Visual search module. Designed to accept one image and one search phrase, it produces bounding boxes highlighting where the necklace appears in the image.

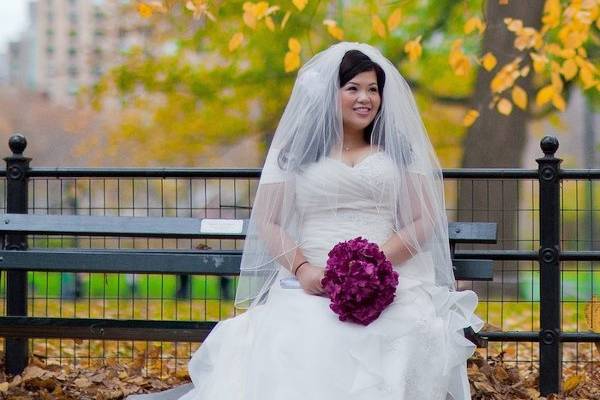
[342,139,366,151]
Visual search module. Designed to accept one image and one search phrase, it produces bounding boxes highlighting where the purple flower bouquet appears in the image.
[320,237,399,326]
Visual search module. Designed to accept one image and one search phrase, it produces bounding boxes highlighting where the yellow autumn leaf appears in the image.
[585,297,600,331]
[449,40,471,76]
[504,17,523,32]
[551,70,564,92]
[463,109,480,127]
[254,2,269,18]
[514,27,540,51]
[453,56,471,76]
[265,16,275,31]
[329,26,344,40]
[542,0,561,29]
[563,375,584,393]
[228,32,244,52]
[536,85,555,106]
[288,37,301,53]
[136,3,154,18]
[281,10,291,29]
[323,20,344,40]
[464,17,485,34]
[293,0,308,11]
[489,59,523,93]
[243,8,257,29]
[580,68,597,89]
[574,57,598,73]
[560,58,578,80]
[481,52,497,71]
[284,51,300,72]
[557,46,576,59]
[552,93,566,111]
[387,8,403,31]
[512,85,528,110]
[530,52,548,73]
[497,98,513,115]
[372,15,387,38]
[404,36,422,62]
[560,28,586,50]
[545,43,561,56]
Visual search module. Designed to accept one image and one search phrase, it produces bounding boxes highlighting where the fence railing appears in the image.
[1,133,600,395]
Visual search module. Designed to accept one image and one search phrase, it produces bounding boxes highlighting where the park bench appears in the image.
[0,213,496,371]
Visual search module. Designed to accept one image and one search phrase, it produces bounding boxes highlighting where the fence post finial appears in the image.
[8,134,27,156]
[540,136,559,157]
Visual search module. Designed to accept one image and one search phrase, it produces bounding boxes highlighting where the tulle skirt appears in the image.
[128,264,482,400]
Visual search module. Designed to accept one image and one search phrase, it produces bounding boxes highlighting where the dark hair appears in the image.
[338,50,386,144]
[278,50,386,171]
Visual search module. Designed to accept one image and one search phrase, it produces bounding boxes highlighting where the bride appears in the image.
[129,41,483,400]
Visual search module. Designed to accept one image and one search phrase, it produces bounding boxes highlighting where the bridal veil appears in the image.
[234,41,455,310]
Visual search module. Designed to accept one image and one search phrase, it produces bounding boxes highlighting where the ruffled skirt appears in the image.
[164,272,482,400]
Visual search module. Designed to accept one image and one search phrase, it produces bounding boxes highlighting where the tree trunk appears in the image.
[458,0,545,298]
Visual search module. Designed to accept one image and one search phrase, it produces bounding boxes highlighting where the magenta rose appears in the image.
[320,236,399,326]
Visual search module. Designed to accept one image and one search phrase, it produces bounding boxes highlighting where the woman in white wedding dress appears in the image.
[129,42,483,400]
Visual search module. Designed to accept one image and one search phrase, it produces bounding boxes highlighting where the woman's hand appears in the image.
[296,263,326,296]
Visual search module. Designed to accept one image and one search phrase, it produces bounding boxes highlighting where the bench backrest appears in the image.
[0,214,496,280]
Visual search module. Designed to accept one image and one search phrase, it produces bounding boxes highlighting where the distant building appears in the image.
[29,0,144,106]
[0,52,7,83]
[6,1,37,90]
[8,41,24,86]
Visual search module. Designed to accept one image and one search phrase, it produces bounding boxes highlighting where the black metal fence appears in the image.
[1,133,600,395]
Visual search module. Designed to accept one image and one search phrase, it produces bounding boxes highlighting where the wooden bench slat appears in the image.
[0,214,247,239]
[0,316,215,342]
[0,249,242,275]
[453,259,494,281]
[448,222,497,243]
[0,249,494,280]
[0,214,497,243]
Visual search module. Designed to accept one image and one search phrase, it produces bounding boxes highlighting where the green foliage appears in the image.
[89,0,600,165]
[89,0,485,166]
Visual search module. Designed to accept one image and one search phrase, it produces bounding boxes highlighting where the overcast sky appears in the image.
[0,1,28,54]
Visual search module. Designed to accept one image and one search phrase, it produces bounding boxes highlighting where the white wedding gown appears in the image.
[129,152,483,400]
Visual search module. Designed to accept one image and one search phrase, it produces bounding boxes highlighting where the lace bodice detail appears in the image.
[292,152,396,267]
[283,151,435,283]
[295,151,399,216]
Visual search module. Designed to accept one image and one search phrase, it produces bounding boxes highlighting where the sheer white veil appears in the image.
[234,41,455,310]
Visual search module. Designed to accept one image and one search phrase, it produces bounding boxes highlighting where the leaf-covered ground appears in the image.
[0,350,598,400]
[0,355,188,400]
[0,297,597,398]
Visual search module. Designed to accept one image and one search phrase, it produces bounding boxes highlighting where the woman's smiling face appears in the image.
[339,70,381,135]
